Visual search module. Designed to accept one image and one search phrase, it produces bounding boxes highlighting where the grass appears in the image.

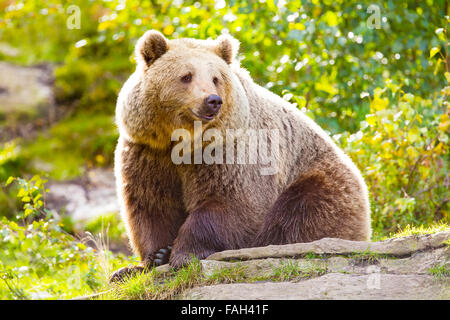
[302,252,326,260]
[349,249,391,266]
[270,259,327,282]
[428,262,450,279]
[104,260,255,300]
[385,221,449,240]
[101,258,330,300]
[206,263,249,284]
[104,258,204,300]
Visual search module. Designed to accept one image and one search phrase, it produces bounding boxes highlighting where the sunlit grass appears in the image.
[103,258,331,300]
[386,221,449,240]
[105,258,204,300]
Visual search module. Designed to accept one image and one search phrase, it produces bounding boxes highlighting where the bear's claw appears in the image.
[109,265,145,283]
[149,245,172,266]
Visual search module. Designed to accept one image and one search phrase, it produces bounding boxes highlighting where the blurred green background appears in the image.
[0,0,448,299]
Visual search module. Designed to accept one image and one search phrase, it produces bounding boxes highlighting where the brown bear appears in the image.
[110,30,371,281]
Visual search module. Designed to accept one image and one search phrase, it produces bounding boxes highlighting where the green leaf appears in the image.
[429,47,440,58]
[24,208,33,217]
[6,177,15,186]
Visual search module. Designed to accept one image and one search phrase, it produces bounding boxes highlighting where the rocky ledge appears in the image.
[176,232,449,300]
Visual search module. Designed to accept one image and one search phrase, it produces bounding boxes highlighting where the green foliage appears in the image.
[5,175,49,221]
[0,0,449,299]
[336,79,449,238]
[1,0,448,130]
[0,176,133,299]
[0,1,447,235]
[20,113,118,180]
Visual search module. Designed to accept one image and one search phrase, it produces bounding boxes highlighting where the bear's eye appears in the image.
[213,77,219,86]
[180,73,192,84]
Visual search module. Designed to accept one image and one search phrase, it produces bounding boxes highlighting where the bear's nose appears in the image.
[204,94,222,114]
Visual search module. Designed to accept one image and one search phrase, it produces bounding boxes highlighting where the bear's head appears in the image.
[116,30,250,149]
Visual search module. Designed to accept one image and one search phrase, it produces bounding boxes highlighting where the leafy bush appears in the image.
[335,79,449,238]
[1,0,447,131]
[0,176,133,299]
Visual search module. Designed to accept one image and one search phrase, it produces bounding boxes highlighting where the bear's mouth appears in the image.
[190,110,216,122]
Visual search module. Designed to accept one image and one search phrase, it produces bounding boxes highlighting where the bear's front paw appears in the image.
[109,265,146,283]
[146,245,172,267]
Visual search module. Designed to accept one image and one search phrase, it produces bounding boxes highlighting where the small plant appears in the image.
[428,262,450,279]
[206,263,248,284]
[5,175,50,222]
[303,252,326,260]
[271,259,327,281]
[0,264,29,300]
[350,249,385,266]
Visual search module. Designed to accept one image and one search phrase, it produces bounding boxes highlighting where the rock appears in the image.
[0,62,55,140]
[179,232,449,300]
[46,168,119,222]
[183,274,449,300]
[378,247,449,274]
[155,264,172,274]
[206,232,450,261]
[199,246,449,279]
[200,258,328,279]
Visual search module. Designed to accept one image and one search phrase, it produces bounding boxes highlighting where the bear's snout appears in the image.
[200,94,222,119]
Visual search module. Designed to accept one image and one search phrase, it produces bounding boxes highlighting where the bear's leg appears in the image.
[109,189,184,282]
[253,166,370,246]
[169,201,258,268]
[110,140,187,281]
[125,197,184,266]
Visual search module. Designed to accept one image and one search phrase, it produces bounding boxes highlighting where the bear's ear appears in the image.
[135,30,168,66]
[214,35,239,64]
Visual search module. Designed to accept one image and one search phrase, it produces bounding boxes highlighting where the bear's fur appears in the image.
[113,30,371,273]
